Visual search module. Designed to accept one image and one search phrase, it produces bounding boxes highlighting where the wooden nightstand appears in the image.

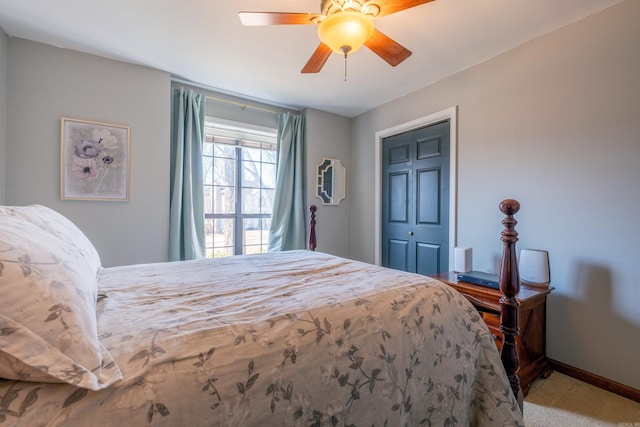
[432,271,553,396]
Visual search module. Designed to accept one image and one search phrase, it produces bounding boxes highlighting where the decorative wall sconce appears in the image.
[316,158,346,205]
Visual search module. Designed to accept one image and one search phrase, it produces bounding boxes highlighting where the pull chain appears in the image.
[344,51,348,81]
[341,46,352,82]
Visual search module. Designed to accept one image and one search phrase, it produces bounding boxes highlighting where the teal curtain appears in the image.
[268,112,306,251]
[169,88,206,260]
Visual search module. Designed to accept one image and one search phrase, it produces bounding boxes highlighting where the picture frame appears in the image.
[60,117,130,201]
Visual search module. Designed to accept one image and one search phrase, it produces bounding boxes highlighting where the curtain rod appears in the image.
[205,95,278,115]
[171,76,296,115]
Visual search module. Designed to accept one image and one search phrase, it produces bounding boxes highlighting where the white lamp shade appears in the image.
[519,249,550,285]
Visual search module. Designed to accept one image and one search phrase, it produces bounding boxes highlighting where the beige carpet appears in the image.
[524,372,640,426]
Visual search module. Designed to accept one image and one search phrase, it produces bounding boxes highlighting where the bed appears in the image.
[0,202,524,426]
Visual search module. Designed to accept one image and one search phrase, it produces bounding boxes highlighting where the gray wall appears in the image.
[6,38,171,267]
[305,108,351,258]
[0,28,7,204]
[351,0,640,389]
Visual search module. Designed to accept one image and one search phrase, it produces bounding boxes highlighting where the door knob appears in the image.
[408,231,414,236]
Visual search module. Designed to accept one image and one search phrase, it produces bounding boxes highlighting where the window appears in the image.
[202,118,277,258]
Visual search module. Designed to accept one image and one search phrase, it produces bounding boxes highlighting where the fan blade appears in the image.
[301,43,332,73]
[365,29,412,66]
[376,0,435,18]
[239,12,321,26]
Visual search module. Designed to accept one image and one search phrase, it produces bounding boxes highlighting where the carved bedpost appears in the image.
[498,199,523,410]
[309,205,317,251]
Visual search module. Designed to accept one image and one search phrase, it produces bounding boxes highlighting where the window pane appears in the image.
[243,147,262,162]
[212,186,235,214]
[243,245,265,255]
[243,218,269,255]
[213,157,236,186]
[261,163,276,189]
[204,218,214,249]
[241,187,261,214]
[214,143,236,158]
[203,141,214,157]
[207,218,234,258]
[261,218,271,249]
[208,246,234,258]
[262,150,277,164]
[204,185,213,214]
[202,156,213,184]
[242,160,262,189]
[261,189,275,214]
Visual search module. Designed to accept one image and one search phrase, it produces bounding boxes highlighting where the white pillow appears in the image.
[0,205,122,390]
[1,204,102,274]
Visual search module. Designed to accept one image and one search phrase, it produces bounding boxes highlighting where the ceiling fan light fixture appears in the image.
[317,11,374,55]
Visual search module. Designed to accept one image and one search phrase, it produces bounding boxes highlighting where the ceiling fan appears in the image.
[239,0,435,74]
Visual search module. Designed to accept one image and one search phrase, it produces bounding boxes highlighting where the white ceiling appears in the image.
[0,0,624,117]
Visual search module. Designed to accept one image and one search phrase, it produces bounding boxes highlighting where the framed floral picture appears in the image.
[60,117,130,201]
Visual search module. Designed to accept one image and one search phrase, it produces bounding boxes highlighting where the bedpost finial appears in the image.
[309,205,317,251]
[500,199,520,216]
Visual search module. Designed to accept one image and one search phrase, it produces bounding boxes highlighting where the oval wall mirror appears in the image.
[316,158,346,205]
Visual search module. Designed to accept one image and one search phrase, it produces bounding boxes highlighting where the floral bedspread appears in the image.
[0,250,523,426]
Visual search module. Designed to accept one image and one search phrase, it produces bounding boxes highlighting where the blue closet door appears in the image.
[382,120,450,275]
